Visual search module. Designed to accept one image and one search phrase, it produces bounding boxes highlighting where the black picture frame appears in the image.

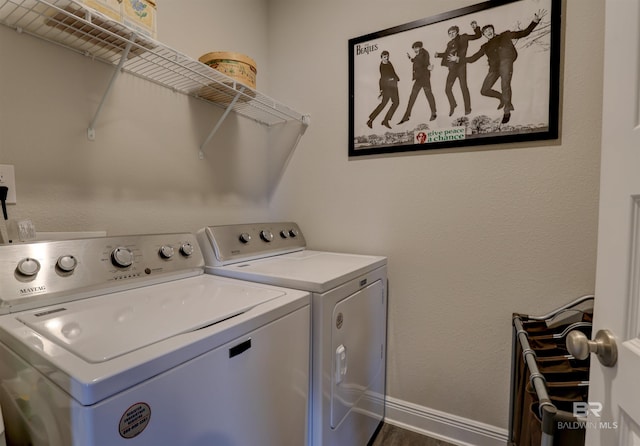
[348,0,561,157]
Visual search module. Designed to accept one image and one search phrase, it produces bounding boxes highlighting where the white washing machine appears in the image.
[197,222,387,446]
[0,233,310,446]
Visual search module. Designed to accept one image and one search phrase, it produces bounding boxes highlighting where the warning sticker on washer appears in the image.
[119,402,151,439]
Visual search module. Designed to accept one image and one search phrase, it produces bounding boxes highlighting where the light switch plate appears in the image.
[0,165,16,204]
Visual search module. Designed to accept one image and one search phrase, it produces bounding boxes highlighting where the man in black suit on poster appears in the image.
[466,9,547,124]
[435,21,482,116]
[397,41,437,124]
[367,50,401,129]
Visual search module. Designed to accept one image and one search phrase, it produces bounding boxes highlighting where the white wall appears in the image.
[267,0,604,430]
[0,0,604,437]
[0,0,274,236]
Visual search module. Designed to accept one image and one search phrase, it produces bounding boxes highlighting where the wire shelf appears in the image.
[0,0,307,128]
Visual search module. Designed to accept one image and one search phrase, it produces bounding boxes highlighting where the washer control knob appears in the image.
[260,230,274,242]
[180,242,195,257]
[159,245,175,259]
[111,247,134,268]
[289,228,300,238]
[239,233,252,244]
[56,255,78,273]
[280,230,289,239]
[17,258,41,276]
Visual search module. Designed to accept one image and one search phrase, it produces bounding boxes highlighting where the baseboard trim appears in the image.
[384,396,509,446]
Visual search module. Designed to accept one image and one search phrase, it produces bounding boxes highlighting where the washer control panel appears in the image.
[197,222,306,266]
[0,233,204,314]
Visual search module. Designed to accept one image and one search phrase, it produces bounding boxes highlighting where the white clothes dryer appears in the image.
[197,222,387,446]
[0,233,310,446]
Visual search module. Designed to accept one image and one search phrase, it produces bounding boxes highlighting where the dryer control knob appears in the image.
[239,233,252,244]
[159,245,175,259]
[111,247,134,268]
[56,255,78,273]
[17,258,41,276]
[289,228,300,238]
[180,242,195,257]
[260,230,274,242]
[280,230,289,239]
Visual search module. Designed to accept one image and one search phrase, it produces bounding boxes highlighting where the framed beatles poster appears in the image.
[348,0,561,157]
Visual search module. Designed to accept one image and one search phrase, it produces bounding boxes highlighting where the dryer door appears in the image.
[330,279,385,429]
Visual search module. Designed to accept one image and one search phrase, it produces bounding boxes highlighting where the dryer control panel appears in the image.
[0,233,204,314]
[198,222,306,266]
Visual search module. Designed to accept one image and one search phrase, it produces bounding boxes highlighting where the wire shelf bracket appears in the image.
[87,35,134,141]
[199,86,245,160]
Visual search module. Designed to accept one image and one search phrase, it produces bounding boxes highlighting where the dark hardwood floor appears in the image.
[371,424,458,446]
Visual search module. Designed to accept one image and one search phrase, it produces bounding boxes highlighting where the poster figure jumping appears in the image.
[434,21,482,116]
[367,51,401,129]
[397,41,437,124]
[466,9,547,123]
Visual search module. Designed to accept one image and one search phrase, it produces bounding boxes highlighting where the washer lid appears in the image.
[211,250,387,293]
[16,277,285,363]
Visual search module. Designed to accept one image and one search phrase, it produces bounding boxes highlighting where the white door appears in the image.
[330,279,386,429]
[585,0,640,444]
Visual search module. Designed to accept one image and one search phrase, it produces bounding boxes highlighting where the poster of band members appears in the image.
[348,0,560,157]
